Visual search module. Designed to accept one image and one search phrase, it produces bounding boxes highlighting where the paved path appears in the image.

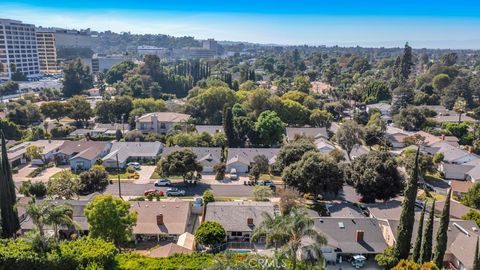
[133,166,156,184]
[13,165,69,182]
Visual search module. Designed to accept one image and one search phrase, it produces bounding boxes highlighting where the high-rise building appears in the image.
[36,28,60,74]
[0,18,40,80]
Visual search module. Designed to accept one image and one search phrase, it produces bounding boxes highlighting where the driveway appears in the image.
[133,166,156,184]
[14,164,69,183]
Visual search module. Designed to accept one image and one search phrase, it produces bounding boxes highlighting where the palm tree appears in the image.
[46,203,75,245]
[453,97,467,123]
[253,207,327,270]
[25,201,51,237]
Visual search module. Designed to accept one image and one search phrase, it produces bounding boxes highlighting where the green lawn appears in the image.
[149,171,184,180]
[50,170,80,179]
[108,172,138,180]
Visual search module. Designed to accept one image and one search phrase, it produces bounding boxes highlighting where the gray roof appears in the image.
[195,125,224,136]
[162,147,222,168]
[59,141,110,160]
[428,142,478,163]
[367,199,423,220]
[285,127,328,141]
[226,148,280,166]
[103,141,162,164]
[442,163,474,179]
[313,217,387,254]
[205,201,276,232]
[434,115,476,123]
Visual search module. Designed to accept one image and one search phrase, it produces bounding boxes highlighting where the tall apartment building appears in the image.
[35,28,60,74]
[0,18,40,80]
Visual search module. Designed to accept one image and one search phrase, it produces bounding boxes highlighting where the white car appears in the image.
[230,168,238,180]
[127,162,141,170]
[154,179,172,187]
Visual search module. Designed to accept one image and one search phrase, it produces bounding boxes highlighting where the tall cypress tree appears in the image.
[412,202,426,263]
[473,237,479,270]
[394,147,420,260]
[0,131,20,238]
[223,106,236,147]
[433,188,451,268]
[420,199,435,263]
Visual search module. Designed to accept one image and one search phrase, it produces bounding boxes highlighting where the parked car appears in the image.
[258,180,275,187]
[230,168,238,180]
[166,188,186,196]
[154,179,172,187]
[127,162,141,170]
[193,197,203,207]
[144,189,164,196]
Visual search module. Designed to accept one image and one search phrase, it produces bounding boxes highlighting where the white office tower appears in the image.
[0,18,40,80]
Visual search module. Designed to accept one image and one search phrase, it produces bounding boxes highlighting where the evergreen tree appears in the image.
[473,237,479,270]
[412,202,426,263]
[433,188,451,268]
[394,147,420,260]
[223,106,236,147]
[420,199,435,263]
[0,132,20,238]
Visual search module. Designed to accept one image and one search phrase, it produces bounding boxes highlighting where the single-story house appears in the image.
[414,131,460,148]
[314,138,336,153]
[311,217,387,264]
[433,200,478,219]
[102,141,162,168]
[434,115,477,124]
[6,140,65,166]
[20,199,90,236]
[68,128,102,138]
[426,142,479,165]
[130,200,192,243]
[135,112,191,135]
[383,218,479,269]
[440,163,475,180]
[148,243,193,258]
[57,141,112,171]
[366,103,392,121]
[450,180,474,198]
[205,201,276,243]
[366,199,423,221]
[161,147,222,173]
[285,127,328,142]
[226,148,280,173]
[93,123,131,136]
[195,125,224,136]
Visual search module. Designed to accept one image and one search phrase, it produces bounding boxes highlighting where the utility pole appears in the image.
[121,113,125,135]
[116,153,122,199]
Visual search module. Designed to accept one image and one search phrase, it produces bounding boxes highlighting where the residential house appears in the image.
[195,125,224,136]
[226,148,280,173]
[433,200,478,219]
[57,141,111,171]
[314,137,336,153]
[6,140,65,166]
[285,127,328,142]
[130,200,192,243]
[20,199,90,237]
[441,163,475,180]
[102,141,162,168]
[311,217,387,264]
[451,181,474,198]
[426,142,478,165]
[148,243,193,258]
[385,126,412,149]
[135,112,190,135]
[415,131,460,148]
[204,201,276,242]
[435,115,476,125]
[161,147,222,173]
[93,123,130,136]
[366,199,423,221]
[366,103,392,122]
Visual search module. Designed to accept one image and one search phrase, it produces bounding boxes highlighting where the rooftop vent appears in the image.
[338,222,345,229]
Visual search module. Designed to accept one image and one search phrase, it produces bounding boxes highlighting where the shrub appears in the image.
[50,125,75,138]
[252,185,273,201]
[202,191,215,205]
[195,221,226,248]
[29,182,47,198]
[126,166,136,174]
[0,239,48,270]
[116,253,214,270]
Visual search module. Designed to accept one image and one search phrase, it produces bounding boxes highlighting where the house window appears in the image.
[76,161,84,168]
[231,231,243,237]
[160,122,166,129]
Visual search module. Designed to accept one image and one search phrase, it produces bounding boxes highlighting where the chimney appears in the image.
[441,134,445,141]
[356,230,364,242]
[156,214,164,225]
[247,218,253,226]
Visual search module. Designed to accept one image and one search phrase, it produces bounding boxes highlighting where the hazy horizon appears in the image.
[2,0,480,49]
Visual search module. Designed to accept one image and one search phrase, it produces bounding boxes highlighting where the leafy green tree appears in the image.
[40,101,72,121]
[85,195,137,247]
[420,199,435,263]
[255,110,286,147]
[309,109,332,128]
[47,170,80,199]
[63,58,93,97]
[250,155,269,181]
[105,61,135,84]
[362,80,391,103]
[274,138,317,173]
[433,188,451,267]
[394,147,420,260]
[223,106,236,147]
[283,152,343,196]
[195,221,226,248]
[293,75,311,93]
[336,120,364,161]
[157,149,202,181]
[252,186,273,201]
[67,96,93,126]
[0,132,20,238]
[432,74,451,91]
[213,162,226,180]
[462,209,480,227]
[186,86,237,124]
[79,167,109,194]
[376,247,398,269]
[278,99,309,126]
[348,151,404,203]
[394,106,427,131]
[461,183,480,209]
[0,118,22,140]
[413,202,426,263]
[45,203,75,245]
[25,145,43,163]
[453,97,467,122]
[202,191,215,205]
[364,112,386,147]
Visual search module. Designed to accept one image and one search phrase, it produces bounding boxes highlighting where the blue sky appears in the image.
[1,0,480,48]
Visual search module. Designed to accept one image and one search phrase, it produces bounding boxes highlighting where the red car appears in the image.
[144,189,164,196]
